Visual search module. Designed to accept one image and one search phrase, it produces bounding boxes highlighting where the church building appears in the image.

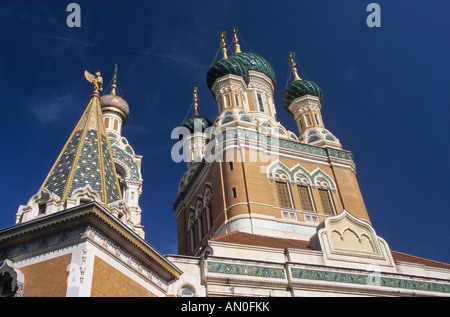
[0,30,449,297]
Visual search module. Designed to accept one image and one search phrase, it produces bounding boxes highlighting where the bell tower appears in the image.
[100,65,145,237]
[179,87,212,167]
[282,52,341,148]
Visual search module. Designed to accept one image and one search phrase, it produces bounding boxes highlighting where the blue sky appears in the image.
[0,0,449,264]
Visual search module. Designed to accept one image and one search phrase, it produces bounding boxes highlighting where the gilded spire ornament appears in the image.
[84,70,103,95]
[232,27,241,54]
[111,64,118,96]
[220,31,228,59]
[288,52,302,82]
[193,87,199,116]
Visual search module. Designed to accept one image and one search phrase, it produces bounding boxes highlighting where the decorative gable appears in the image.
[310,210,396,272]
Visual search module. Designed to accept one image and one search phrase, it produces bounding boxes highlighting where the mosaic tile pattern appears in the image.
[70,130,102,197]
[208,262,285,279]
[222,128,353,161]
[43,98,121,204]
[221,116,234,125]
[291,268,450,294]
[308,136,320,143]
[101,134,121,203]
[44,130,82,198]
[181,288,194,296]
[111,146,140,181]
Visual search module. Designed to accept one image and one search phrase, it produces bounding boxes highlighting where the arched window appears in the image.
[187,211,195,254]
[196,216,203,244]
[318,189,335,215]
[275,181,293,209]
[297,185,315,212]
[179,285,195,297]
[0,273,15,297]
[195,201,203,244]
[0,260,24,297]
[115,164,127,198]
[205,205,212,232]
[257,93,265,112]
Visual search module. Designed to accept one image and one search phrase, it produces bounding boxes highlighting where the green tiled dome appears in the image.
[206,52,276,91]
[282,80,323,112]
[179,114,212,140]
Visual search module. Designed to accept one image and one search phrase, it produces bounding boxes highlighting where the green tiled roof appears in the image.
[182,115,212,133]
[180,113,212,141]
[42,95,122,204]
[282,79,323,112]
[206,52,276,91]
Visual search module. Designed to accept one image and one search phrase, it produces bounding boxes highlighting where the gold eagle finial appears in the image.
[84,70,103,95]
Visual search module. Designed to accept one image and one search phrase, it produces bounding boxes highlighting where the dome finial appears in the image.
[84,70,103,96]
[111,64,118,96]
[288,52,302,82]
[220,32,228,59]
[193,87,199,116]
[232,27,241,54]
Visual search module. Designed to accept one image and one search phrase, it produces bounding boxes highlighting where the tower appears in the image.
[1,69,180,297]
[174,29,370,256]
[179,87,212,167]
[283,52,341,148]
[168,30,450,297]
[100,65,144,238]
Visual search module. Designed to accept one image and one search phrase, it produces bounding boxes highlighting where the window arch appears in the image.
[297,185,315,212]
[195,200,203,244]
[187,209,195,254]
[205,205,212,232]
[179,284,196,297]
[318,188,336,215]
[203,185,213,234]
[115,163,127,198]
[275,180,293,209]
[272,169,291,183]
[0,260,24,297]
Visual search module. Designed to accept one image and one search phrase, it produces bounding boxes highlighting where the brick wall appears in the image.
[91,256,155,297]
[20,253,72,297]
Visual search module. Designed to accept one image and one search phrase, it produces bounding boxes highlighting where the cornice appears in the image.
[0,202,181,280]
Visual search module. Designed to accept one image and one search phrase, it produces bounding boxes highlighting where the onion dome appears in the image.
[207,52,276,91]
[282,52,323,112]
[282,80,323,111]
[206,30,276,91]
[180,88,212,139]
[100,65,130,122]
[181,115,212,134]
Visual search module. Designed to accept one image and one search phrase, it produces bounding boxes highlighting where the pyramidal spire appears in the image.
[41,71,122,206]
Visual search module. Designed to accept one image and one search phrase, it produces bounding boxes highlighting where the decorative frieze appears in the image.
[206,260,450,295]
[208,261,285,279]
[291,268,450,294]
